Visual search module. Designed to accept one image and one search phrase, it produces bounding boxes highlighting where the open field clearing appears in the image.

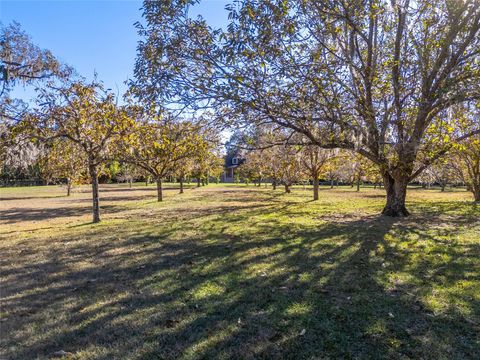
[1,184,479,359]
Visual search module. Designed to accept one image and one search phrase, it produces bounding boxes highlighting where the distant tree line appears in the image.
[227,126,479,202]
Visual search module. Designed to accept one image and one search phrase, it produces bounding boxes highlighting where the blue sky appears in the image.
[1,0,230,101]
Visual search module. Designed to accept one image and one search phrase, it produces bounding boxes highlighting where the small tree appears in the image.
[39,138,87,195]
[239,150,267,186]
[117,162,142,188]
[192,150,224,187]
[123,119,200,201]
[24,81,133,223]
[300,146,336,200]
[174,157,194,194]
[263,145,302,193]
[451,135,480,202]
[417,159,455,191]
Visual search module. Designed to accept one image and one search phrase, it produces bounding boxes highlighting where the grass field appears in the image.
[1,183,479,359]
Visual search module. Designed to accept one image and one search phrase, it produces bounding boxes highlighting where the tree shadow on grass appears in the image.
[1,194,479,359]
[0,204,129,224]
[0,195,67,201]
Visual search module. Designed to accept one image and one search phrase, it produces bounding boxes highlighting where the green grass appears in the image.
[1,184,479,359]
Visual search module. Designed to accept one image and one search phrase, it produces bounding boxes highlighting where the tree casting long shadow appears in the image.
[1,188,479,359]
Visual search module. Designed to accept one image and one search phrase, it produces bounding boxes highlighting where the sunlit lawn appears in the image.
[1,183,479,359]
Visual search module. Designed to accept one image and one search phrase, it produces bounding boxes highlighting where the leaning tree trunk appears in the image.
[179,177,184,194]
[89,164,100,223]
[156,178,163,202]
[313,174,319,201]
[382,172,410,217]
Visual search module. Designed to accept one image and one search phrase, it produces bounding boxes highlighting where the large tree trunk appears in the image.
[356,177,361,192]
[89,164,100,223]
[472,182,480,202]
[66,178,72,197]
[330,179,334,189]
[156,178,163,202]
[313,175,319,201]
[272,180,277,190]
[197,178,201,187]
[382,172,410,217]
[179,178,184,194]
[284,184,291,193]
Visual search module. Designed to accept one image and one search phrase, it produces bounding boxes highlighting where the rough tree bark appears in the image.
[89,164,100,223]
[66,178,72,197]
[471,182,480,202]
[313,174,319,201]
[156,178,163,202]
[381,172,410,217]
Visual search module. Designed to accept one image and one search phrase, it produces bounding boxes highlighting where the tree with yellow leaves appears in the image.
[39,138,87,196]
[23,80,133,222]
[122,118,203,201]
[300,146,337,200]
[451,135,480,202]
